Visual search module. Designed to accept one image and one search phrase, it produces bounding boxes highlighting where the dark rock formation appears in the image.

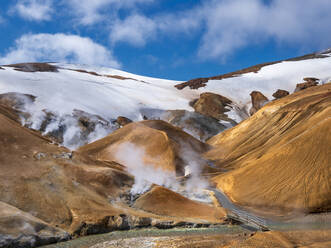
[6,63,58,72]
[116,116,133,127]
[0,201,70,248]
[161,110,226,141]
[295,78,319,92]
[272,89,289,99]
[249,91,269,115]
[193,92,233,122]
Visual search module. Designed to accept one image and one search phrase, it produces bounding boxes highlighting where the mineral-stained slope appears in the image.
[0,107,226,247]
[78,120,210,175]
[206,83,331,213]
[0,105,133,235]
[134,186,226,223]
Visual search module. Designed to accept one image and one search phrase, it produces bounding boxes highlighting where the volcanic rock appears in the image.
[0,201,70,248]
[6,62,58,72]
[107,215,130,231]
[272,89,289,99]
[161,110,226,141]
[206,83,331,214]
[193,92,234,122]
[116,116,133,127]
[249,91,269,115]
[294,77,319,92]
[189,98,198,107]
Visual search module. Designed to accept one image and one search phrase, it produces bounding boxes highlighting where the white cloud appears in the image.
[108,0,331,59]
[0,33,120,68]
[10,0,53,21]
[65,0,154,25]
[197,0,331,59]
[109,10,201,47]
[110,15,157,46]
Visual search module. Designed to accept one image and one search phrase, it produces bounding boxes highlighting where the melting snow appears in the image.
[0,56,330,148]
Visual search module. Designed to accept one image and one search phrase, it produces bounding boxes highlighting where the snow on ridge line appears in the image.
[0,64,195,120]
[0,64,197,149]
[197,56,331,107]
[54,63,182,85]
[0,58,330,122]
[0,57,330,149]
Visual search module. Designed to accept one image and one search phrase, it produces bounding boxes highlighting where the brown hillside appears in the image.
[205,83,331,213]
[0,106,133,234]
[133,186,226,223]
[78,120,210,175]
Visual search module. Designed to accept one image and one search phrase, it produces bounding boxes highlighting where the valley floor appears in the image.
[42,226,331,248]
[41,225,249,248]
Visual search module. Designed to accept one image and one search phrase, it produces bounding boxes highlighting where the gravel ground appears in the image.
[42,225,247,248]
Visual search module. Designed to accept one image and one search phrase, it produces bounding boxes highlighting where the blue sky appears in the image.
[0,0,330,80]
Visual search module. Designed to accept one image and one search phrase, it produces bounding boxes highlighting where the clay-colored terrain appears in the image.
[0,105,225,247]
[1,60,330,247]
[206,83,331,214]
[134,186,226,223]
[0,105,131,234]
[78,120,210,175]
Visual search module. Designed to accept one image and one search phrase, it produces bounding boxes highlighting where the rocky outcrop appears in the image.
[272,89,289,99]
[161,110,226,141]
[116,116,133,127]
[192,92,236,124]
[294,77,319,92]
[249,91,269,115]
[0,201,70,248]
[6,63,58,72]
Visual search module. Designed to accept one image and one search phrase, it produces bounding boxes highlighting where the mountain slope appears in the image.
[205,83,331,213]
[1,52,330,149]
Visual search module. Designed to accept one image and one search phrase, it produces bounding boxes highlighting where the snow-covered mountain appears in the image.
[0,51,330,149]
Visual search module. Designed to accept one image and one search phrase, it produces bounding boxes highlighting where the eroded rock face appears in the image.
[161,110,226,141]
[116,116,133,127]
[193,92,235,122]
[0,201,70,248]
[272,89,289,99]
[294,77,319,92]
[249,91,269,115]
